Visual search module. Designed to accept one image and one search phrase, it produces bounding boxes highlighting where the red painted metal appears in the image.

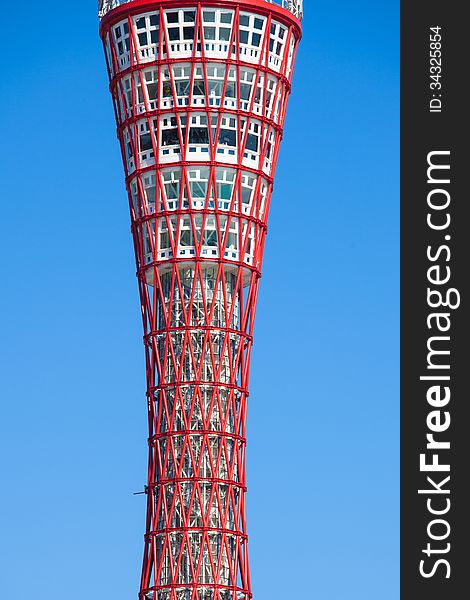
[100,3,301,599]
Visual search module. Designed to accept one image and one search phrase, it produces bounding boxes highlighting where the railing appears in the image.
[98,0,303,20]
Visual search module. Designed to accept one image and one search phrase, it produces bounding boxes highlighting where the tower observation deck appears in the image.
[99,2,302,599]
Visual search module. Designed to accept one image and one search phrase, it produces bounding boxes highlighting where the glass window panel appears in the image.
[193,80,206,96]
[146,185,156,204]
[138,32,148,46]
[239,15,249,27]
[204,230,218,246]
[254,18,264,30]
[240,83,252,100]
[204,27,216,40]
[251,33,261,47]
[167,12,179,23]
[147,82,158,100]
[181,230,193,246]
[241,187,251,204]
[227,233,237,249]
[183,27,194,40]
[191,182,207,198]
[219,184,232,200]
[208,81,222,96]
[239,30,249,44]
[220,13,232,24]
[160,232,170,248]
[162,129,180,146]
[168,28,180,41]
[150,14,159,26]
[176,80,190,96]
[225,82,236,98]
[140,133,152,151]
[219,129,236,147]
[204,11,216,22]
[219,28,231,41]
[189,127,209,144]
[184,11,195,22]
[136,17,146,29]
[165,182,180,199]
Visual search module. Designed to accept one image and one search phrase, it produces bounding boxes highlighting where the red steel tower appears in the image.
[99,1,302,599]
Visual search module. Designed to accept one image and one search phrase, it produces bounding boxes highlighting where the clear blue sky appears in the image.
[0,1,398,598]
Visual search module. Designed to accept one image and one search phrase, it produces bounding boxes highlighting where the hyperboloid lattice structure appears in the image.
[99,1,302,599]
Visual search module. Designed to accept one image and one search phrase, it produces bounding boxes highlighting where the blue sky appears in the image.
[0,1,398,598]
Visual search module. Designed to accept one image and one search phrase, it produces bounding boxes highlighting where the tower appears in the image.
[98,2,302,599]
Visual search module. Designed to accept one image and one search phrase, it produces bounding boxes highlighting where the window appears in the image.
[160,228,170,250]
[204,27,216,40]
[131,173,157,217]
[183,27,194,40]
[268,20,288,68]
[203,229,218,247]
[176,80,190,96]
[164,9,196,47]
[203,10,216,22]
[246,134,258,152]
[136,120,156,164]
[162,170,181,202]
[133,13,160,59]
[190,181,207,199]
[219,28,231,41]
[162,128,180,146]
[140,132,152,151]
[240,83,252,101]
[162,81,172,98]
[168,28,179,41]
[143,174,156,210]
[218,183,232,200]
[189,127,209,144]
[208,80,222,97]
[238,13,266,52]
[225,82,236,98]
[144,69,159,104]
[113,20,130,66]
[192,80,206,96]
[218,129,236,147]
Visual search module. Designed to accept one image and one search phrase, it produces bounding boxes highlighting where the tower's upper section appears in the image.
[99,0,303,21]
